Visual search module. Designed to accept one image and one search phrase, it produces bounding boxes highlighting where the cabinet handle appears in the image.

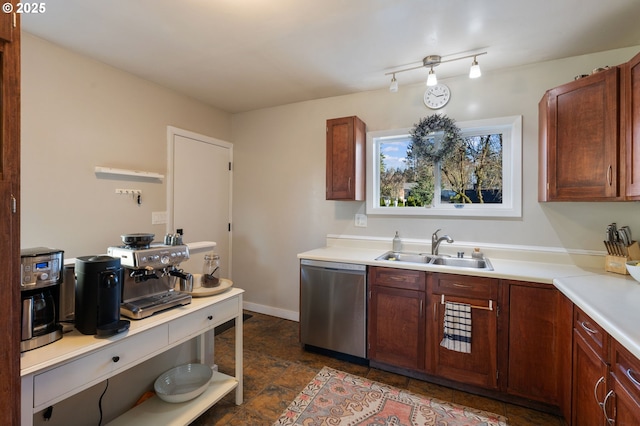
[602,390,614,425]
[207,315,213,320]
[607,165,612,186]
[433,302,437,321]
[580,321,597,335]
[626,368,640,387]
[348,177,351,193]
[452,283,473,289]
[594,376,605,405]
[419,300,423,317]
[112,356,120,363]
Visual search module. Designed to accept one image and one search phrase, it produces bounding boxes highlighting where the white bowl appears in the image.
[154,363,212,403]
[626,260,640,283]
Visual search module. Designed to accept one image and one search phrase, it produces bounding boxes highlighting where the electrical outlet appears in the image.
[355,214,367,227]
[152,211,167,225]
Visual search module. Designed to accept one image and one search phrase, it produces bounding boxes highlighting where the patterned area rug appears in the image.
[274,366,508,426]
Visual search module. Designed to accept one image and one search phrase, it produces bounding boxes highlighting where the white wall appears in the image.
[21,33,232,258]
[231,46,640,318]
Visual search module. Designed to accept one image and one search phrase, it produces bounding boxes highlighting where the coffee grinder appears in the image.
[75,255,130,336]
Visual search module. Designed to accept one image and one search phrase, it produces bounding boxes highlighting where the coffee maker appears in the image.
[20,247,64,352]
[75,255,130,336]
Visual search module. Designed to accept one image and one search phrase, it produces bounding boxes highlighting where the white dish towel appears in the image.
[440,301,472,353]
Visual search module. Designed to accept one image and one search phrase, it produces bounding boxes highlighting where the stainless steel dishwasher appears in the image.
[300,259,367,358]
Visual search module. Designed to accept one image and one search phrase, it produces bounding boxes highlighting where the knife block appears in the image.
[605,241,640,274]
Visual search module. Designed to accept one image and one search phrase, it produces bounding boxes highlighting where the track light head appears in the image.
[426,67,437,86]
[389,74,398,92]
[469,57,481,79]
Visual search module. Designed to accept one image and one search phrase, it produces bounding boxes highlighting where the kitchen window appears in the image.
[366,115,522,217]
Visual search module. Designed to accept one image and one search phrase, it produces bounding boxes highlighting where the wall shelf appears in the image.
[95,166,164,181]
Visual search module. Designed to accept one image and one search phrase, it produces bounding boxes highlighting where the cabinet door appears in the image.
[572,330,608,426]
[610,373,640,426]
[368,284,425,371]
[505,282,572,411]
[326,116,365,200]
[429,273,498,390]
[540,67,621,201]
[610,340,640,426]
[625,51,640,198]
[429,294,498,389]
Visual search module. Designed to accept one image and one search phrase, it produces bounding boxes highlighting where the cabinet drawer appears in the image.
[33,326,167,409]
[169,296,240,343]
[369,267,425,291]
[611,340,640,401]
[574,307,608,359]
[431,273,497,299]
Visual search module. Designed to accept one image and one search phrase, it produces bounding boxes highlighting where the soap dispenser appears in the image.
[393,231,402,252]
[472,248,484,259]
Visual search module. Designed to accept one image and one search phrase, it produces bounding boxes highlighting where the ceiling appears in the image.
[22,0,640,113]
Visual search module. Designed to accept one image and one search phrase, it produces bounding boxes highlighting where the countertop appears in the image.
[554,274,640,359]
[298,242,640,360]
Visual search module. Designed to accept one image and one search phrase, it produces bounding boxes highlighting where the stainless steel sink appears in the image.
[375,251,434,263]
[375,251,493,270]
[431,257,493,270]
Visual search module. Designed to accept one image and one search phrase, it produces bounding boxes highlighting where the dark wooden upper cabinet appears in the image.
[624,51,640,199]
[539,66,621,201]
[326,116,366,201]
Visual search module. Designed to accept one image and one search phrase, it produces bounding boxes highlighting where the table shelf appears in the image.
[107,371,238,425]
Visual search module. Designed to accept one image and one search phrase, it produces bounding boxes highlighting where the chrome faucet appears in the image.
[431,229,454,255]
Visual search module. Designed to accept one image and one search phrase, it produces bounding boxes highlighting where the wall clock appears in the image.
[423,84,451,109]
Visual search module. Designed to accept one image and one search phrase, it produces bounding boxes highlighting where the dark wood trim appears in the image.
[0,3,20,425]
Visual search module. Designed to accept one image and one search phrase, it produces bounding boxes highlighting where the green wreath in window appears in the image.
[409,114,462,163]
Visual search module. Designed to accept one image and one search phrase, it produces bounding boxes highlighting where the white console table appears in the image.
[20,287,244,426]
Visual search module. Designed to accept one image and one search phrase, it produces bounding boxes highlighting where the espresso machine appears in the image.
[20,247,64,352]
[107,233,192,320]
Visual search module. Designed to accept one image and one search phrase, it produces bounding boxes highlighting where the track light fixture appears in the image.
[386,52,486,92]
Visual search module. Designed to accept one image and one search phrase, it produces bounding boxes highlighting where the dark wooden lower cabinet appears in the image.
[572,319,608,426]
[428,273,498,390]
[610,373,640,426]
[504,281,572,417]
[366,267,640,425]
[609,341,640,425]
[367,267,426,371]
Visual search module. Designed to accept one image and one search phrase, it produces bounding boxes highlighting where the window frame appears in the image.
[365,115,522,218]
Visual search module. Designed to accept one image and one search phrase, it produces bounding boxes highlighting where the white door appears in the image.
[167,127,232,278]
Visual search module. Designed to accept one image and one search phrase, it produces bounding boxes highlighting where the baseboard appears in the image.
[243,301,299,322]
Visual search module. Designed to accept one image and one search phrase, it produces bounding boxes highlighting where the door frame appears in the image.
[166,126,233,275]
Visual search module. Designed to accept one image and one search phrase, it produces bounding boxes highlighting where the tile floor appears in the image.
[192,311,566,425]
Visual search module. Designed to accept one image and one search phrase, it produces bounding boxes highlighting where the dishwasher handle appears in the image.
[300,258,366,272]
